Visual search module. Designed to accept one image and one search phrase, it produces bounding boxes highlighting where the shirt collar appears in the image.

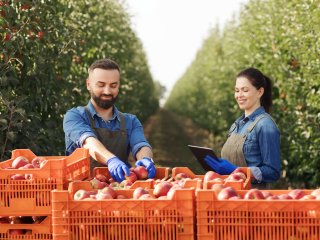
[87,101,121,122]
[235,106,265,124]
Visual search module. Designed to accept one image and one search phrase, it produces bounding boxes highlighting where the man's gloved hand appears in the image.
[204,155,237,175]
[107,157,130,182]
[135,157,156,178]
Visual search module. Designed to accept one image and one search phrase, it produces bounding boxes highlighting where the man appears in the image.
[63,58,155,182]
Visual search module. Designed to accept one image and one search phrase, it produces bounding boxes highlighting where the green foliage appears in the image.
[0,0,159,160]
[166,0,320,187]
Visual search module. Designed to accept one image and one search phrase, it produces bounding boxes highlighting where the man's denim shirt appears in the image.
[230,107,281,183]
[63,101,151,160]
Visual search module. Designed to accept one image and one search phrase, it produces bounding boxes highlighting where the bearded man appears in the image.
[63,58,155,182]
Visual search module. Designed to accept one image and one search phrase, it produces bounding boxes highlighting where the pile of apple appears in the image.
[204,168,247,183]
[0,216,46,235]
[89,165,150,190]
[74,180,183,201]
[3,156,47,180]
[211,184,320,200]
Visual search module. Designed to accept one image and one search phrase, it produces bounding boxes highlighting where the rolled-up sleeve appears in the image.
[128,115,152,159]
[63,108,97,154]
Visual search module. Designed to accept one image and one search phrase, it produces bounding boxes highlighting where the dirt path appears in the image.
[143,108,214,175]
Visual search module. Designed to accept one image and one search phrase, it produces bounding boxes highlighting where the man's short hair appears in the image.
[88,58,120,74]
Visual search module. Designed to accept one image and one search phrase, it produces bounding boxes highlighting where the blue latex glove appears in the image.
[204,155,237,175]
[107,157,130,182]
[135,157,156,178]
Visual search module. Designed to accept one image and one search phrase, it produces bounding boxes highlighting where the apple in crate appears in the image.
[12,156,29,169]
[225,174,244,182]
[94,174,108,183]
[99,186,117,199]
[288,189,306,199]
[133,187,149,199]
[174,172,189,181]
[204,171,222,182]
[311,189,320,199]
[217,186,238,200]
[74,189,90,200]
[125,172,138,183]
[10,174,25,180]
[96,192,113,200]
[211,183,224,195]
[133,166,148,180]
[244,188,265,199]
[278,194,293,200]
[31,156,46,168]
[153,182,172,198]
[90,178,108,189]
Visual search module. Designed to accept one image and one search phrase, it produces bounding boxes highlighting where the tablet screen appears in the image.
[187,145,220,171]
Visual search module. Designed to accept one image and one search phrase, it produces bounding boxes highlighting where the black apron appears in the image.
[85,106,129,172]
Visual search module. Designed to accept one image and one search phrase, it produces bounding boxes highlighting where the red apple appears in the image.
[133,187,149,199]
[204,171,222,182]
[74,189,90,200]
[217,186,238,200]
[31,156,46,168]
[153,182,173,198]
[96,192,113,200]
[278,194,293,200]
[225,174,244,182]
[139,194,156,200]
[0,216,10,224]
[231,168,247,178]
[9,229,25,235]
[90,178,108,189]
[300,195,316,200]
[12,156,29,169]
[125,172,138,183]
[166,185,183,199]
[244,189,265,200]
[99,186,117,199]
[230,172,247,181]
[211,183,224,196]
[261,191,273,199]
[21,163,35,169]
[311,189,320,198]
[288,189,306,199]
[10,174,25,180]
[174,172,189,181]
[266,195,280,200]
[119,180,133,189]
[95,174,108,183]
[133,166,148,180]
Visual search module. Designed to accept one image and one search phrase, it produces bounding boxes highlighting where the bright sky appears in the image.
[125,0,249,101]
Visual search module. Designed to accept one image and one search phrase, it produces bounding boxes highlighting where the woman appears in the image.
[205,67,281,185]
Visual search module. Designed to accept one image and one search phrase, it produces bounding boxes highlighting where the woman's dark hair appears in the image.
[236,67,273,113]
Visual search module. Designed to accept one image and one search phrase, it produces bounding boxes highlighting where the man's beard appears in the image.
[91,92,117,109]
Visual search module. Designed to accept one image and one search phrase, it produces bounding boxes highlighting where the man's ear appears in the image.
[86,78,90,90]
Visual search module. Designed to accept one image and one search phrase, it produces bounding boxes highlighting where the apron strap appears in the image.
[246,114,267,134]
[118,112,126,131]
[84,106,95,129]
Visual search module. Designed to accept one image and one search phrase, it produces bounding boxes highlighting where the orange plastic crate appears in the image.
[0,148,90,215]
[172,167,251,190]
[52,181,195,240]
[196,189,320,240]
[0,216,52,240]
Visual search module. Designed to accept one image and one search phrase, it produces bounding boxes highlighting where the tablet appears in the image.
[187,145,220,171]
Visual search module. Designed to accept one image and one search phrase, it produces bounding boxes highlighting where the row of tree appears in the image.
[166,0,320,187]
[0,0,160,160]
